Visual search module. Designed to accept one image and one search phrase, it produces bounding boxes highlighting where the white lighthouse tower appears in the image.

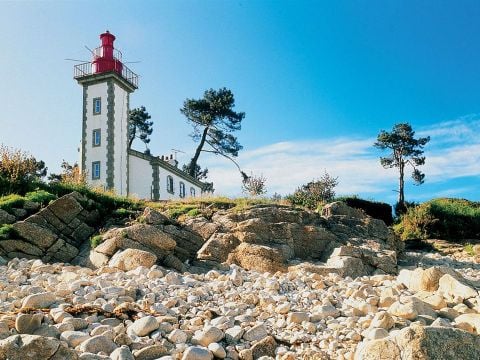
[74,31,138,196]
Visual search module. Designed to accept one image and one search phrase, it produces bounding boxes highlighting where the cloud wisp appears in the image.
[202,115,480,200]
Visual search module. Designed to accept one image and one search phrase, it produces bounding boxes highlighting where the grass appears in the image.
[0,224,17,240]
[464,243,476,256]
[25,190,57,205]
[90,235,104,248]
[0,194,25,212]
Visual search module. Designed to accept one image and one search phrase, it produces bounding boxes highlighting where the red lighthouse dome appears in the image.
[92,30,123,75]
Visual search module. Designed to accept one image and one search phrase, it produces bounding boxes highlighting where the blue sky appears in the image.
[1,1,480,203]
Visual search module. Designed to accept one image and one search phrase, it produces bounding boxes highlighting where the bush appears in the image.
[90,235,104,248]
[187,208,201,217]
[0,224,17,240]
[287,172,339,209]
[25,190,57,206]
[394,198,480,241]
[336,196,393,225]
[0,194,25,212]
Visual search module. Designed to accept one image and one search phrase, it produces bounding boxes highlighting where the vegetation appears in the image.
[0,224,17,240]
[242,174,267,197]
[394,198,480,241]
[48,161,86,185]
[0,145,47,195]
[336,196,393,225]
[374,123,430,215]
[0,194,25,212]
[128,106,153,153]
[90,235,104,248]
[25,190,57,206]
[181,88,246,181]
[464,243,475,256]
[287,172,339,209]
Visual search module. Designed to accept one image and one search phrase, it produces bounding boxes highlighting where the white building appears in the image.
[74,31,207,200]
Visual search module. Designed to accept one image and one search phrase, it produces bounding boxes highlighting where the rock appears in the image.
[79,335,117,355]
[182,346,213,360]
[122,224,176,251]
[12,222,57,250]
[198,233,240,263]
[455,314,480,334]
[310,304,340,321]
[0,209,15,224]
[431,318,452,328]
[251,336,277,359]
[47,193,84,223]
[228,243,287,273]
[438,274,478,300]
[365,328,389,340]
[0,334,78,360]
[140,207,169,225]
[355,324,480,360]
[287,312,309,324]
[0,256,6,266]
[63,318,89,330]
[60,331,90,347]
[413,291,447,310]
[388,301,417,320]
[22,292,56,309]
[110,346,134,360]
[194,326,224,346]
[322,202,366,219]
[168,329,188,344]
[369,311,394,330]
[208,343,226,358]
[109,248,157,271]
[243,324,268,342]
[397,267,460,292]
[134,344,169,360]
[129,316,159,337]
[225,326,244,344]
[15,313,43,334]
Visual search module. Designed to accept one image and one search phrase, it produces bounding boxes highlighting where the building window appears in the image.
[93,98,101,115]
[167,175,174,193]
[179,182,185,198]
[190,187,196,197]
[92,129,101,147]
[92,161,101,180]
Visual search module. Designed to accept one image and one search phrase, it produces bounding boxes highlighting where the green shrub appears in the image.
[187,208,201,217]
[336,196,393,225]
[167,205,198,219]
[287,173,339,209]
[0,224,17,240]
[25,190,57,205]
[0,194,25,212]
[90,235,104,248]
[464,243,475,256]
[394,198,480,241]
[113,208,136,218]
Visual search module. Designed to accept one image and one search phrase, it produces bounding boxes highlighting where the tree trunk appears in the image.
[189,126,209,177]
[399,160,405,206]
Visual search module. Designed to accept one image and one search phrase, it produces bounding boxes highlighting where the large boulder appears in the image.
[0,334,78,359]
[0,209,15,224]
[397,267,461,292]
[228,243,288,273]
[355,324,480,360]
[109,248,157,271]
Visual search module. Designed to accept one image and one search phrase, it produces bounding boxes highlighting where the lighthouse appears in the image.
[74,31,138,196]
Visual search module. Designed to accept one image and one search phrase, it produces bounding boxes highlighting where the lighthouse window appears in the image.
[92,129,101,147]
[92,161,101,180]
[93,98,101,115]
[167,175,174,194]
[190,187,196,197]
[179,182,185,198]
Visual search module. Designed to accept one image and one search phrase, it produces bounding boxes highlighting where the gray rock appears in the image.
[79,335,117,355]
[129,316,159,337]
[0,209,15,224]
[0,334,78,360]
[22,292,56,309]
[15,313,43,334]
[181,346,213,360]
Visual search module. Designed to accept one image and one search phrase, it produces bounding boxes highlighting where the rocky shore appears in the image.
[0,249,480,360]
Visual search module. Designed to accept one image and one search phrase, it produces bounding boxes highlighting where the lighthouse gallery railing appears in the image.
[74,62,138,88]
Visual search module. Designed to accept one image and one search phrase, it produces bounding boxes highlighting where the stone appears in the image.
[63,317,89,330]
[322,201,366,219]
[194,326,224,346]
[225,326,244,343]
[438,274,478,300]
[431,318,452,328]
[310,304,340,321]
[455,314,480,334]
[198,233,240,263]
[15,313,43,334]
[47,194,84,223]
[129,316,159,337]
[22,292,56,309]
[13,221,57,249]
[110,346,134,360]
[79,335,117,355]
[122,224,177,251]
[251,336,277,359]
[365,328,389,340]
[208,343,226,358]
[0,334,78,360]
[60,331,90,347]
[167,329,188,344]
[109,248,157,271]
[0,209,15,224]
[228,243,287,273]
[243,324,268,342]
[397,267,459,292]
[287,312,309,324]
[140,207,169,225]
[182,346,213,360]
[413,291,447,310]
[134,344,169,360]
[369,311,394,330]
[388,301,417,320]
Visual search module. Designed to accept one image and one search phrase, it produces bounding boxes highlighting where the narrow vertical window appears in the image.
[179,182,185,198]
[92,161,101,180]
[92,129,101,147]
[93,98,101,115]
[190,187,196,197]
[167,175,174,193]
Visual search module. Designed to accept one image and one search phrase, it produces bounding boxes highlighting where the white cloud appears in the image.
[201,115,480,200]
